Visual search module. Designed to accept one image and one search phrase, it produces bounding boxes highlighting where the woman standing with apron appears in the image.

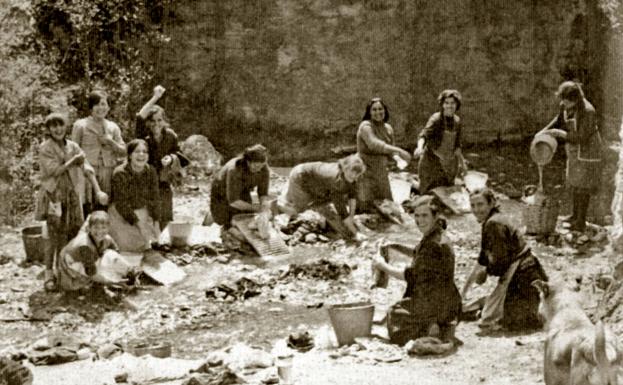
[538,81,603,232]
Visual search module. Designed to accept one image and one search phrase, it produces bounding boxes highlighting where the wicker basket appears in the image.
[523,197,560,235]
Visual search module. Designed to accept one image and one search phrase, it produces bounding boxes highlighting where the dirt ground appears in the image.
[0,148,619,385]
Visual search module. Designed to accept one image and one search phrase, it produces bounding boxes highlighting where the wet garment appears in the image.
[418,113,462,193]
[71,117,124,201]
[356,120,395,211]
[145,126,182,227]
[38,139,91,267]
[546,100,602,192]
[57,231,118,291]
[209,156,270,226]
[387,226,462,345]
[283,161,356,217]
[478,209,548,330]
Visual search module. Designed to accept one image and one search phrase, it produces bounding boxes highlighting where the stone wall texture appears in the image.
[146,0,623,152]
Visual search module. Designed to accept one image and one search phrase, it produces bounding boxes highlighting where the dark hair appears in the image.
[556,81,585,105]
[412,195,447,230]
[44,112,68,128]
[88,90,109,111]
[243,144,268,163]
[126,139,148,162]
[438,89,462,112]
[145,105,169,129]
[362,97,390,122]
[469,187,499,208]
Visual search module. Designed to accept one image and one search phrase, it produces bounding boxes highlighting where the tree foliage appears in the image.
[0,0,166,225]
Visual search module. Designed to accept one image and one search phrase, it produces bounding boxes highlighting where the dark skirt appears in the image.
[418,150,457,194]
[502,256,548,330]
[566,144,602,193]
[387,286,461,346]
[209,188,246,228]
[159,182,173,228]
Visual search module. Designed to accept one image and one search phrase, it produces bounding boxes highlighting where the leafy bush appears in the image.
[0,0,166,225]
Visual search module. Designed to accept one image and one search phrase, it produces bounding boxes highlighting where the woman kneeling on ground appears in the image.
[56,211,119,292]
[463,188,548,334]
[372,195,462,345]
[209,144,272,239]
[277,154,366,240]
[109,139,161,252]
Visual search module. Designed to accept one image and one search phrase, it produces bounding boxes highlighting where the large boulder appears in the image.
[180,135,222,178]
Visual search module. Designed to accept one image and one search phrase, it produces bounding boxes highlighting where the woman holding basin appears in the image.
[414,89,467,194]
[537,81,603,232]
[372,195,462,345]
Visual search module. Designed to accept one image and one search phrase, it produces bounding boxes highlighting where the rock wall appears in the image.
[146,0,623,154]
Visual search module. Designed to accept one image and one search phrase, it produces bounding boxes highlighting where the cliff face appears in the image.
[149,0,622,152]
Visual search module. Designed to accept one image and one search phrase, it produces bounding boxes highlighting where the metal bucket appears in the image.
[390,179,412,204]
[168,216,194,247]
[530,134,558,166]
[21,224,46,263]
[328,302,374,346]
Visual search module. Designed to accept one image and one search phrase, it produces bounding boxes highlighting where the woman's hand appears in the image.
[95,191,109,206]
[68,153,85,167]
[413,146,424,159]
[161,155,172,167]
[153,85,166,99]
[98,133,116,147]
[395,148,412,162]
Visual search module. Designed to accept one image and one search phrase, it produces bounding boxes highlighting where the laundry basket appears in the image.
[523,197,560,235]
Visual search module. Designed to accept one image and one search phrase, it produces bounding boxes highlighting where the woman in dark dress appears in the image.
[109,139,161,252]
[373,195,461,345]
[414,89,466,194]
[538,81,603,232]
[209,144,271,229]
[464,188,548,333]
[136,85,187,230]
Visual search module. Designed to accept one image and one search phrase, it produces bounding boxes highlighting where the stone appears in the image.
[179,135,222,177]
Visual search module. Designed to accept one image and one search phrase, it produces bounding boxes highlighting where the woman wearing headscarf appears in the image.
[356,97,411,212]
[38,113,109,291]
[537,81,603,232]
[414,89,467,194]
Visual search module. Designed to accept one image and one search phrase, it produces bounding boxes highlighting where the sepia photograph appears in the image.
[1,0,623,384]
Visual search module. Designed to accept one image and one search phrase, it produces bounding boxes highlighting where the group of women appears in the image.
[371,80,603,344]
[38,85,185,292]
[37,79,603,347]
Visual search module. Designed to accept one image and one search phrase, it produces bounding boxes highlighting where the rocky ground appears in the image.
[0,147,620,385]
